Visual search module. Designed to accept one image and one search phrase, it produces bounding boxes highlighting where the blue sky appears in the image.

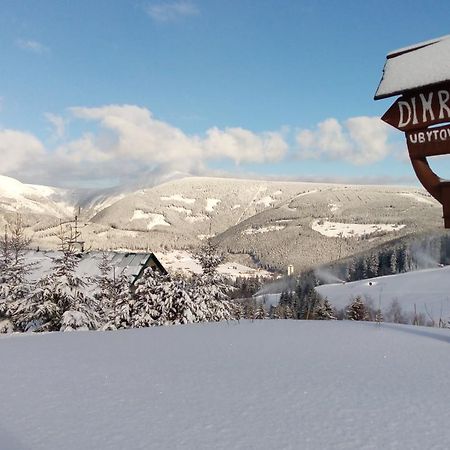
[1,0,450,188]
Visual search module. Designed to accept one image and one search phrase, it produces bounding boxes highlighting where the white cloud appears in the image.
[0,129,45,173]
[296,116,394,165]
[16,39,49,54]
[145,1,199,22]
[45,113,66,140]
[204,127,287,164]
[0,104,287,187]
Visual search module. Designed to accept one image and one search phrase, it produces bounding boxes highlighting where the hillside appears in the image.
[316,266,450,324]
[0,175,445,273]
[1,321,450,449]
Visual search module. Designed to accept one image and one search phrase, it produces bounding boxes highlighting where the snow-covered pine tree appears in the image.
[20,223,99,332]
[0,216,36,332]
[131,267,170,327]
[270,304,283,319]
[92,252,131,329]
[255,302,267,320]
[191,240,234,322]
[0,224,14,330]
[284,304,294,319]
[367,253,379,278]
[375,308,383,324]
[315,298,336,320]
[346,296,369,321]
[385,298,405,324]
[131,268,207,327]
[232,301,244,322]
[166,277,206,325]
[242,297,257,320]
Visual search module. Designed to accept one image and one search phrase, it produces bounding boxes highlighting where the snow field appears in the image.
[131,210,170,229]
[205,198,220,212]
[2,321,450,449]
[316,266,450,322]
[156,250,272,278]
[242,225,286,235]
[399,192,436,206]
[160,194,196,204]
[256,195,274,207]
[311,219,405,238]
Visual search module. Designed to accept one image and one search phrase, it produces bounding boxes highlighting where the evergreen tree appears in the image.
[19,224,99,332]
[346,296,369,321]
[131,268,171,327]
[385,298,405,324]
[389,250,397,275]
[0,224,15,329]
[367,254,379,279]
[315,298,336,320]
[232,301,244,321]
[375,308,384,324]
[131,268,209,327]
[271,304,284,319]
[0,217,36,332]
[191,240,234,322]
[254,302,267,320]
[284,304,294,319]
[93,252,131,328]
[107,277,134,329]
[242,297,257,320]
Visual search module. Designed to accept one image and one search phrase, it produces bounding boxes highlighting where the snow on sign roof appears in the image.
[375,35,450,100]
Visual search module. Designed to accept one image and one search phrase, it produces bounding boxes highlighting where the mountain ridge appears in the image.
[0,174,445,273]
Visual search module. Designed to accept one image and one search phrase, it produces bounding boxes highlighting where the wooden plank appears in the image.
[406,124,450,158]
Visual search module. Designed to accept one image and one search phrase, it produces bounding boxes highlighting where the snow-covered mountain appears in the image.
[0,175,75,219]
[0,175,445,273]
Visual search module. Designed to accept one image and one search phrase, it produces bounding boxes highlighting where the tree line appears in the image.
[0,218,238,333]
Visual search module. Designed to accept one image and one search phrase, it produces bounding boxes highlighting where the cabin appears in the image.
[26,250,167,286]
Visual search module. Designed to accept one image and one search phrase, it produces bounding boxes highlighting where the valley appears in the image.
[0,174,445,274]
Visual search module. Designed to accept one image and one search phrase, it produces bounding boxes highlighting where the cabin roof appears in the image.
[375,35,450,100]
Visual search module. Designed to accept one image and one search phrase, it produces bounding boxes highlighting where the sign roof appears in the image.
[375,35,450,100]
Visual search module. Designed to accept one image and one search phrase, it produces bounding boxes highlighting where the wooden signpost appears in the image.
[375,37,450,228]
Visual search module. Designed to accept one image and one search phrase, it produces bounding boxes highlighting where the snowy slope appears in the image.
[2,321,450,449]
[0,175,74,218]
[155,249,272,278]
[316,266,450,322]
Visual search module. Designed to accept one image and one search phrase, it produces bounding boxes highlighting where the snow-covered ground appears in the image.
[311,219,405,238]
[316,266,450,322]
[2,321,450,449]
[160,194,196,204]
[205,198,220,212]
[130,210,171,229]
[155,250,272,279]
[242,225,286,235]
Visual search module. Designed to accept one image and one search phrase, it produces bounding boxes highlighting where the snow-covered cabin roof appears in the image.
[375,35,450,100]
[26,251,166,286]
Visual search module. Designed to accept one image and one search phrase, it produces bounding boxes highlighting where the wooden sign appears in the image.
[380,83,450,227]
[381,82,450,131]
[376,36,450,228]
